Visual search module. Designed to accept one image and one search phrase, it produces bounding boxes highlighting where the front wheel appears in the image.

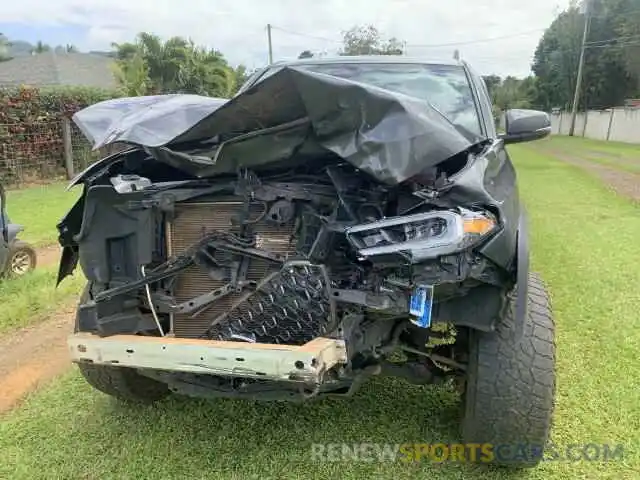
[7,240,37,276]
[75,282,170,403]
[77,363,170,403]
[462,272,556,468]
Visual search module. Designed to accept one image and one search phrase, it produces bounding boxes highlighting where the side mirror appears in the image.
[499,109,551,145]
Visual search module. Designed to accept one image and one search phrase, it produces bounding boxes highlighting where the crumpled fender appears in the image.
[514,208,530,341]
[65,147,137,191]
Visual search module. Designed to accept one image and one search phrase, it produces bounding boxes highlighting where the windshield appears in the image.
[247,62,482,137]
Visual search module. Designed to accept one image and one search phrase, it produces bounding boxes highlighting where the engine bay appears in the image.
[65,156,511,360]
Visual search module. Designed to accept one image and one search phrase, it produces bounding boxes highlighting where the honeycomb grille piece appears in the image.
[167,201,297,338]
[205,262,335,345]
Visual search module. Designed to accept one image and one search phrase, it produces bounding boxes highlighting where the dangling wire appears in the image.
[141,265,165,336]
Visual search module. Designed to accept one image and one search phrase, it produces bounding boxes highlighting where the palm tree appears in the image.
[112,51,149,96]
[112,32,235,97]
[176,44,235,96]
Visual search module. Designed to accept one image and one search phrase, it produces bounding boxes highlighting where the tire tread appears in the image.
[462,272,556,467]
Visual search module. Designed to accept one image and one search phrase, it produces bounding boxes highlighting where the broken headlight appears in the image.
[345,208,496,263]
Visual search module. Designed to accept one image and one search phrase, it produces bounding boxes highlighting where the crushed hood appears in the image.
[73,66,481,185]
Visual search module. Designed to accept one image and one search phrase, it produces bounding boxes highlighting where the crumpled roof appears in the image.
[73,66,479,185]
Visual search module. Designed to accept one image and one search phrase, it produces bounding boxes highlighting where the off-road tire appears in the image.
[462,272,556,468]
[6,240,37,276]
[75,282,170,403]
[77,363,169,403]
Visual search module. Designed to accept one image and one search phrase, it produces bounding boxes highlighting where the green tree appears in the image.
[519,76,539,107]
[597,0,640,93]
[175,43,234,97]
[532,6,584,110]
[532,1,639,110]
[482,74,539,124]
[339,25,405,56]
[32,40,51,53]
[230,64,249,94]
[113,33,189,94]
[112,50,149,96]
[482,75,502,102]
[112,32,235,97]
[493,76,534,110]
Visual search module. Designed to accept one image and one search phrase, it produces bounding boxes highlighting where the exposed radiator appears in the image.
[167,201,298,338]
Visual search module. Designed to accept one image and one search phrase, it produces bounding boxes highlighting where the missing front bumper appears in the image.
[68,333,347,384]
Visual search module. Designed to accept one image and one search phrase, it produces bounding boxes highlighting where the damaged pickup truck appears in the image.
[59,57,555,466]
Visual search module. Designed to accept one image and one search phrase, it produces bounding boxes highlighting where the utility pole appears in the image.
[267,23,273,64]
[569,0,592,136]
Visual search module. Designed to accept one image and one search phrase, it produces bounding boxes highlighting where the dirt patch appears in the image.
[544,145,640,171]
[536,147,640,201]
[0,307,75,414]
[581,151,640,170]
[36,245,61,269]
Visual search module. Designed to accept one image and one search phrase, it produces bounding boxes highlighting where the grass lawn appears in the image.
[5,182,80,247]
[1,143,639,479]
[549,135,640,159]
[0,267,86,334]
[536,136,640,174]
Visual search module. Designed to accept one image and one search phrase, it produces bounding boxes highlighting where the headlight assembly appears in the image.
[345,208,497,263]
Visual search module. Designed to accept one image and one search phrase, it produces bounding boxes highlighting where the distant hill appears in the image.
[8,40,34,56]
[1,37,114,58]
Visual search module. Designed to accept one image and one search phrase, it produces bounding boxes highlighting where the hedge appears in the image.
[0,85,122,184]
[0,85,122,123]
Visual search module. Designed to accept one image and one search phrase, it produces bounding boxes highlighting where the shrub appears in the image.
[0,85,122,184]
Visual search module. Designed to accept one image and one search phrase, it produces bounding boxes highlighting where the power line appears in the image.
[586,34,640,46]
[586,40,640,49]
[407,29,545,48]
[589,7,640,19]
[268,24,546,49]
[466,52,536,62]
[269,25,341,44]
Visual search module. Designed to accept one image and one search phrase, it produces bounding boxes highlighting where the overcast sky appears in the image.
[1,0,570,77]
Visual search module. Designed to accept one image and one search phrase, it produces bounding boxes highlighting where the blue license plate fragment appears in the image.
[409,285,434,328]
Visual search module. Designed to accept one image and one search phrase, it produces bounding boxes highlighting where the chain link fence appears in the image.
[0,119,125,189]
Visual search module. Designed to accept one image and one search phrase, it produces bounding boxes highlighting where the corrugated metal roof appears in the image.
[0,52,118,89]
